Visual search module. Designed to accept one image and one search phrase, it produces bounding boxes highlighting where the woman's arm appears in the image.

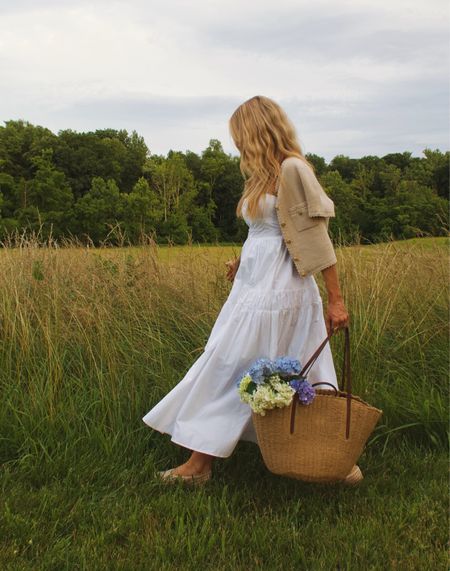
[321,264,349,334]
[321,263,343,302]
[225,253,241,282]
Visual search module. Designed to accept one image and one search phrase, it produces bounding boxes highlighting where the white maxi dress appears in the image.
[142,193,338,457]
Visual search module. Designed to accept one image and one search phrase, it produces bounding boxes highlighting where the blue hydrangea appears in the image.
[289,378,316,405]
[235,356,305,388]
[247,358,275,384]
[272,356,302,376]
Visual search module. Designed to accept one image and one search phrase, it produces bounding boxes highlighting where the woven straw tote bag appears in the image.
[252,326,383,482]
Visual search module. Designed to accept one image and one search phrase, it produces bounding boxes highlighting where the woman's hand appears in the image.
[225,257,240,282]
[325,298,349,336]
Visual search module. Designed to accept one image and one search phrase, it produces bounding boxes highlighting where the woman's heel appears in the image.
[342,464,363,486]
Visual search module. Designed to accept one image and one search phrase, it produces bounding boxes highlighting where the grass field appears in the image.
[0,235,448,570]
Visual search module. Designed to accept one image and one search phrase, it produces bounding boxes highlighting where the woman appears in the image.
[142,95,351,485]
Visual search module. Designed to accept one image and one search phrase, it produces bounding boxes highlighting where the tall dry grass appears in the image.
[0,233,447,475]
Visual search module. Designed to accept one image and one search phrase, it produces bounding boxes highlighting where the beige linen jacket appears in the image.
[274,156,337,277]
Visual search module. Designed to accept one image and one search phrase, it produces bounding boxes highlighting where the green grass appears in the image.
[1,441,447,570]
[0,235,448,570]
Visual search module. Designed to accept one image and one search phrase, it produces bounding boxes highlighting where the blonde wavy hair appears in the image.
[229,95,316,220]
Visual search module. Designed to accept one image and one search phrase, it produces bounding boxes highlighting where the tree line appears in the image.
[0,119,448,246]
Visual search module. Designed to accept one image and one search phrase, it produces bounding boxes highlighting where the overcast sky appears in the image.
[0,0,448,163]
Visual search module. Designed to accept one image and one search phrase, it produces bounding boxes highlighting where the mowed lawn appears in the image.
[0,236,448,570]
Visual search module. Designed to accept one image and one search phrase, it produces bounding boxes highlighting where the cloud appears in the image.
[0,0,448,161]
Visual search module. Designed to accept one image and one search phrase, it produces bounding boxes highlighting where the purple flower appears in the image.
[289,378,316,405]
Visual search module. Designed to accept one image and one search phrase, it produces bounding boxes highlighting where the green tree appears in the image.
[121,177,164,242]
[0,172,17,219]
[306,153,327,175]
[145,152,196,222]
[53,128,148,199]
[328,155,359,182]
[73,177,123,244]
[320,170,361,244]
[27,149,75,237]
[0,119,56,180]
[425,149,449,199]
[381,151,412,171]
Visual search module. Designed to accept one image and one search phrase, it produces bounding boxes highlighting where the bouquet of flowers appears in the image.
[236,356,316,416]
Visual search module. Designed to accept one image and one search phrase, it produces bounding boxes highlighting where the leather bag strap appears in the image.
[289,325,353,439]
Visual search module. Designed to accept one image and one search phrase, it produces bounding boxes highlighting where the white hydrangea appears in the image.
[238,373,296,416]
[238,374,254,404]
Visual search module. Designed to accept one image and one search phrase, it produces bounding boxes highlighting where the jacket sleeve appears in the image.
[300,219,338,273]
[290,159,336,218]
[281,158,338,273]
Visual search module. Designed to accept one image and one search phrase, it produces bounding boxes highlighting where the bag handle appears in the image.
[289,325,353,439]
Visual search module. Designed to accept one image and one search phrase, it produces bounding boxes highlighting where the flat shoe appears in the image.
[342,464,363,486]
[156,467,212,486]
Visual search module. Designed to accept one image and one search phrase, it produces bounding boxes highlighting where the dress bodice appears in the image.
[242,194,282,238]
